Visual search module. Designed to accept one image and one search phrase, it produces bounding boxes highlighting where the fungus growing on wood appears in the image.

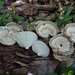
[64,23,75,43]
[49,34,74,55]
[0,27,16,46]
[1,33,16,46]
[36,21,58,38]
[15,31,38,49]
[0,27,9,40]
[32,40,50,57]
[6,22,23,33]
[53,53,71,61]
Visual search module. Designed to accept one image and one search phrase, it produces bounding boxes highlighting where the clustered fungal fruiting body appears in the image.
[0,27,16,46]
[6,22,23,33]
[1,21,75,60]
[32,40,50,57]
[53,53,71,61]
[63,23,75,43]
[0,22,23,46]
[49,34,74,61]
[15,31,38,49]
[36,21,58,38]
[15,31,50,57]
[49,34,74,55]
[35,21,75,61]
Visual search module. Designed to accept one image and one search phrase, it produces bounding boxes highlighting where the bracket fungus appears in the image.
[0,27,16,46]
[64,23,75,43]
[6,22,23,33]
[32,40,50,57]
[53,53,71,61]
[36,21,58,38]
[15,31,38,49]
[0,27,9,40]
[1,33,16,46]
[49,34,74,55]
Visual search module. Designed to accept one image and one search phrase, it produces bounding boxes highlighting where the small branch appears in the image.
[13,3,58,10]
[34,4,58,11]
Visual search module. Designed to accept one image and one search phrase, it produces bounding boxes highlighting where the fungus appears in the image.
[0,27,16,46]
[1,33,16,46]
[6,22,23,33]
[53,53,71,61]
[32,40,50,57]
[15,31,38,49]
[49,34,74,55]
[64,23,75,43]
[36,21,58,38]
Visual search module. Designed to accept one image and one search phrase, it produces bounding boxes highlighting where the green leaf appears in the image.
[50,17,56,21]
[16,16,24,22]
[62,5,72,11]
[28,23,34,28]
[4,10,11,13]
[68,70,74,75]
[10,12,16,20]
[4,10,17,19]
[1,14,11,24]
[4,10,25,22]
[51,73,57,75]
[0,1,4,9]
[63,15,72,25]
[64,72,68,75]
[67,64,75,71]
[60,66,67,75]
[54,63,61,74]
[64,9,72,17]
[55,19,64,27]
[55,12,60,18]
[0,19,2,24]
[4,19,11,23]
[42,18,46,21]
[64,16,72,21]
[1,14,7,22]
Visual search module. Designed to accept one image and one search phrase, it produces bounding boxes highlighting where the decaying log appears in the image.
[11,3,58,16]
[12,3,58,13]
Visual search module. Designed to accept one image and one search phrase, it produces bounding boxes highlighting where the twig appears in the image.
[12,3,58,12]
[34,4,58,11]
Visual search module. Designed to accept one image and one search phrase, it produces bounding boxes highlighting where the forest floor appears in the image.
[0,0,75,75]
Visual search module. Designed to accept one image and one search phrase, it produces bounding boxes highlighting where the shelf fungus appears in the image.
[64,23,75,43]
[35,21,44,25]
[53,53,71,61]
[0,27,9,40]
[32,40,50,57]
[6,22,23,33]
[0,27,16,46]
[36,21,58,38]
[49,34,74,55]
[15,31,38,49]
[1,33,16,46]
